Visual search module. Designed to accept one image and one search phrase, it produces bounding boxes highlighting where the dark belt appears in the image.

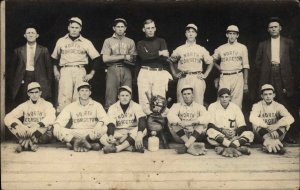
[115,64,124,67]
[222,70,242,75]
[141,66,164,71]
[61,65,84,68]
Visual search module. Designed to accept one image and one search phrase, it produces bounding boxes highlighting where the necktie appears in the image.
[28,46,35,67]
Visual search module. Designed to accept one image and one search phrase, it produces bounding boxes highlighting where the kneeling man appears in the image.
[101,86,147,153]
[4,82,56,152]
[53,82,110,152]
[167,85,210,156]
[250,84,294,155]
[207,88,254,157]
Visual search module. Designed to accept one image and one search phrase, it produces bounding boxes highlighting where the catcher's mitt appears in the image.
[147,114,166,132]
[187,142,207,156]
[221,128,236,139]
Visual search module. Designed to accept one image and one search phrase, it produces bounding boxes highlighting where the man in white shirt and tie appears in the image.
[255,17,299,144]
[9,24,53,106]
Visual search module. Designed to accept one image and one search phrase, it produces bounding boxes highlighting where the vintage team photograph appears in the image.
[1,0,299,189]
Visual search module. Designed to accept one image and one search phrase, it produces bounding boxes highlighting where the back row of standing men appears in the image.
[9,16,298,141]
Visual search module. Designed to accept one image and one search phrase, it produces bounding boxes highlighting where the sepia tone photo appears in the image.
[1,0,299,189]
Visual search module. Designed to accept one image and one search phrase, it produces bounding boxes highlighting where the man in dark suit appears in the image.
[255,17,299,144]
[9,25,53,106]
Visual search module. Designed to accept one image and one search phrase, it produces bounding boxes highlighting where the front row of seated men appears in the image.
[4,82,294,156]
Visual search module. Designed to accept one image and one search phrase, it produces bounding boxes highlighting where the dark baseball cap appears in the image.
[268,17,282,26]
[77,82,91,91]
[218,88,231,97]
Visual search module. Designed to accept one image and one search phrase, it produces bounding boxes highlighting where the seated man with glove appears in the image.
[101,86,147,154]
[207,88,254,157]
[250,84,294,155]
[53,82,109,152]
[4,82,56,152]
[167,85,210,156]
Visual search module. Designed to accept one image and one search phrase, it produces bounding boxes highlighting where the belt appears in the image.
[222,70,242,75]
[185,71,202,75]
[61,65,84,68]
[271,64,280,67]
[115,64,124,67]
[141,66,164,71]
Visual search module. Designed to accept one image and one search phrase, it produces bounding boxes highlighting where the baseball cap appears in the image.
[114,18,127,26]
[77,82,91,91]
[69,17,82,26]
[268,17,282,26]
[226,25,239,33]
[185,24,198,32]
[27,82,41,92]
[260,84,274,93]
[218,88,231,97]
[181,85,193,93]
[119,85,132,94]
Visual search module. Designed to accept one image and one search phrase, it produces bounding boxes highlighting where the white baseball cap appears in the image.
[261,84,274,92]
[185,24,198,32]
[226,25,239,33]
[27,82,41,92]
[77,82,91,91]
[69,17,82,26]
[119,85,132,94]
[181,85,193,93]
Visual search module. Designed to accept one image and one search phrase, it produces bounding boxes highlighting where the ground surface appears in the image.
[1,142,299,190]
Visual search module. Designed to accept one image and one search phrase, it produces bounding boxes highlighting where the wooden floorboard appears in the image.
[1,142,299,190]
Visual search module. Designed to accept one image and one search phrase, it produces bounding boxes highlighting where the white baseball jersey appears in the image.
[167,101,211,125]
[4,98,56,127]
[55,98,109,129]
[212,41,249,71]
[249,100,294,128]
[108,100,146,129]
[51,34,100,66]
[172,42,213,72]
[208,101,246,130]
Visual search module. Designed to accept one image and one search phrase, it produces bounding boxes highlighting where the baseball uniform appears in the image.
[249,100,294,141]
[101,34,137,109]
[212,41,249,108]
[172,42,213,105]
[137,37,172,115]
[52,34,100,112]
[53,98,109,143]
[102,100,147,143]
[167,101,210,143]
[4,98,56,143]
[207,101,254,147]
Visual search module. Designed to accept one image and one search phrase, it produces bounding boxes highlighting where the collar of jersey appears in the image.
[76,98,93,106]
[28,98,43,104]
[64,34,83,41]
[112,33,126,39]
[181,101,194,106]
[116,100,133,109]
[227,40,238,45]
[217,101,232,110]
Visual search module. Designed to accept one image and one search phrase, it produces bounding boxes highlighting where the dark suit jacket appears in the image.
[9,44,53,100]
[255,36,298,97]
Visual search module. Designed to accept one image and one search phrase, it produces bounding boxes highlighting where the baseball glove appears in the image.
[236,146,251,155]
[187,142,207,156]
[73,138,91,152]
[262,138,286,154]
[221,128,236,139]
[215,147,242,158]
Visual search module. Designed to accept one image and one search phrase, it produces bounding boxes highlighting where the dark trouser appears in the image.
[270,65,299,138]
[105,65,132,110]
[15,71,35,105]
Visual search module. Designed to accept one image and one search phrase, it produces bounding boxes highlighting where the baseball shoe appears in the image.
[175,146,188,154]
[103,145,117,154]
[236,146,251,155]
[15,144,23,153]
[133,147,145,153]
[66,142,73,150]
[90,143,101,151]
[30,144,39,152]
